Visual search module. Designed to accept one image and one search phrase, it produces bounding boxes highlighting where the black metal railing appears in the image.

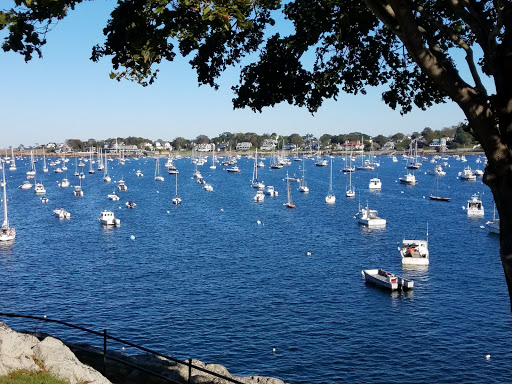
[0,312,246,384]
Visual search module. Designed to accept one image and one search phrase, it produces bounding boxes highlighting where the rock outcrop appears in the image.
[0,322,111,384]
[0,321,288,384]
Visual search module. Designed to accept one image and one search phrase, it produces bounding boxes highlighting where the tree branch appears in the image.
[363,0,401,38]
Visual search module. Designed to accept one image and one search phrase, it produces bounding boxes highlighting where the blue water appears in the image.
[1,155,510,383]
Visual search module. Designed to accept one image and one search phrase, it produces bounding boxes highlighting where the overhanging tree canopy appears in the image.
[2,0,512,308]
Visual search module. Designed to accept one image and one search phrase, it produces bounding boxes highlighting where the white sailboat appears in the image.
[346,166,355,198]
[298,159,309,193]
[284,171,296,209]
[0,167,16,241]
[9,148,16,171]
[325,159,336,204]
[103,151,111,182]
[251,149,265,189]
[210,145,217,170]
[42,150,48,173]
[154,157,164,181]
[26,150,36,179]
[172,172,182,205]
[88,148,95,174]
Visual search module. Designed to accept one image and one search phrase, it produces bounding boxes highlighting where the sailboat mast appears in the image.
[2,167,8,229]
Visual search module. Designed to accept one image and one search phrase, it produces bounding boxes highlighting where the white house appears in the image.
[260,139,278,151]
[236,142,252,151]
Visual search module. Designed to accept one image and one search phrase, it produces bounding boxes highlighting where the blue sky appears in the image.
[0,1,469,148]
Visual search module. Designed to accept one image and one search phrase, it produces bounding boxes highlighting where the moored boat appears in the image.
[98,210,120,226]
[362,269,414,290]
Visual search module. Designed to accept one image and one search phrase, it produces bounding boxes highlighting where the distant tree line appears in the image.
[59,123,476,152]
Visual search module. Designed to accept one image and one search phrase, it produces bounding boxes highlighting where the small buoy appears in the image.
[119,206,122,209]
[400,191,404,194]
[220,208,224,212]
[130,235,135,240]
[157,191,160,193]
[122,347,125,351]
[257,220,262,225]
[43,315,47,319]
[167,210,170,214]
[486,354,491,360]
[272,347,276,354]
[422,196,425,199]
[306,252,311,257]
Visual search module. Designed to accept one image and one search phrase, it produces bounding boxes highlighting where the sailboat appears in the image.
[154,157,164,181]
[210,145,217,170]
[325,159,336,204]
[9,148,16,171]
[346,166,355,197]
[103,151,111,182]
[486,204,500,234]
[251,149,265,189]
[298,158,309,193]
[429,173,451,201]
[0,166,16,241]
[26,150,36,179]
[42,150,49,173]
[97,148,105,171]
[284,171,296,209]
[88,148,95,174]
[172,172,182,205]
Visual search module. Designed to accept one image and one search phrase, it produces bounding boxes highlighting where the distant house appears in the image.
[283,143,297,151]
[338,140,363,151]
[217,142,228,152]
[260,139,277,151]
[381,141,395,151]
[141,142,154,149]
[429,138,447,152]
[194,143,214,152]
[236,142,252,151]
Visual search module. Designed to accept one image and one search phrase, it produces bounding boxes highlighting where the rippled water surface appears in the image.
[1,154,510,383]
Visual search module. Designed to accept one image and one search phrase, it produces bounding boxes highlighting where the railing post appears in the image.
[103,329,107,375]
[188,358,192,384]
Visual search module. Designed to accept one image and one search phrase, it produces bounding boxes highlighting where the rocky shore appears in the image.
[0,322,288,384]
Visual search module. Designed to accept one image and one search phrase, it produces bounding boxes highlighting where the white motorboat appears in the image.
[315,158,328,167]
[98,210,120,226]
[73,185,84,197]
[264,185,278,196]
[108,191,120,200]
[136,170,143,177]
[361,269,414,290]
[19,180,33,190]
[34,182,46,194]
[399,172,417,185]
[204,183,213,191]
[53,208,71,219]
[227,165,241,173]
[40,197,49,203]
[369,177,382,190]
[400,238,429,266]
[118,179,128,191]
[58,178,70,188]
[459,166,476,181]
[356,204,386,227]
[467,193,484,216]
[54,167,63,174]
[473,168,484,177]
[125,201,136,209]
[0,167,16,242]
[254,190,265,202]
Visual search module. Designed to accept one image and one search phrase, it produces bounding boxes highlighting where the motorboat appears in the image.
[399,172,417,185]
[53,208,71,219]
[118,179,128,191]
[254,190,265,202]
[34,183,46,194]
[459,166,476,181]
[40,197,49,203]
[368,177,382,190]
[136,170,143,177]
[19,180,33,190]
[197,178,206,185]
[264,185,278,196]
[467,193,484,216]
[400,239,429,265]
[125,201,136,209]
[98,210,120,226]
[73,185,84,197]
[361,269,414,290]
[315,158,328,167]
[356,204,386,227]
[204,183,213,191]
[108,191,120,200]
[227,165,241,173]
[0,167,16,242]
[58,178,70,188]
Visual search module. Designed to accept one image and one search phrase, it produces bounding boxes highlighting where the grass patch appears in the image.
[0,370,69,384]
